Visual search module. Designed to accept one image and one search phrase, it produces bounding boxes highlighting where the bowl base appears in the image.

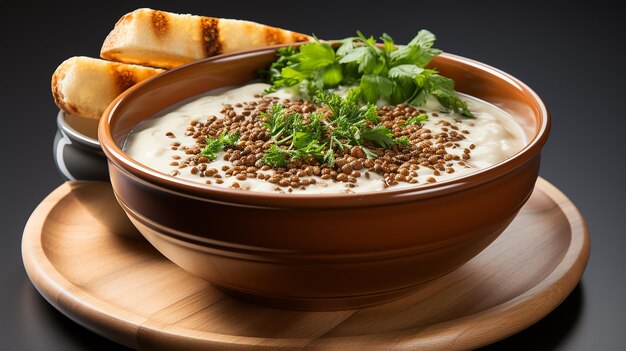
[213,282,425,311]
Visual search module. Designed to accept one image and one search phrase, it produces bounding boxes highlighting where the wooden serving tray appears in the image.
[21,178,589,350]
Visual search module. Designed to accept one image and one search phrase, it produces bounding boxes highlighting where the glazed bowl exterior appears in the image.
[99,46,550,310]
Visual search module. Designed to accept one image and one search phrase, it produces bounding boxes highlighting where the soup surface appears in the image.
[124,83,526,194]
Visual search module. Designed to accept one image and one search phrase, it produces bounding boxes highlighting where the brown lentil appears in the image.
[167,95,478,191]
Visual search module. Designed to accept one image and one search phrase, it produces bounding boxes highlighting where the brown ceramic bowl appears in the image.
[99,45,549,310]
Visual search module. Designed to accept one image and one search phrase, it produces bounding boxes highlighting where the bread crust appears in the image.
[51,56,164,119]
[101,8,311,69]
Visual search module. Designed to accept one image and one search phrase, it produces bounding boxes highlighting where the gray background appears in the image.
[1,1,624,349]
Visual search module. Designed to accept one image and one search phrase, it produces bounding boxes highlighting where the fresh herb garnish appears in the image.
[259,91,406,167]
[261,144,298,167]
[200,130,239,160]
[264,30,475,117]
[401,113,428,126]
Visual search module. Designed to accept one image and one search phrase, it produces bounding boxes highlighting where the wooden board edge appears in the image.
[21,181,144,350]
[20,178,591,351]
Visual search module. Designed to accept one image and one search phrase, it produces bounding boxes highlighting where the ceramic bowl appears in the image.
[99,46,550,310]
[54,110,108,181]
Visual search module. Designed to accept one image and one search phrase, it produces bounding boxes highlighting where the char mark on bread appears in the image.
[51,57,164,119]
[264,27,286,46]
[200,17,222,57]
[291,32,311,42]
[151,10,168,36]
[100,8,311,69]
[112,65,138,93]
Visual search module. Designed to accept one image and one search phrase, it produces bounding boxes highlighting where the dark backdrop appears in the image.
[1,1,624,350]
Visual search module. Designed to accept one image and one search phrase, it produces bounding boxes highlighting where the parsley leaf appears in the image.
[200,131,239,160]
[360,74,393,103]
[408,29,438,50]
[259,91,407,167]
[388,64,424,79]
[264,30,475,117]
[401,113,428,126]
[324,149,335,167]
[261,144,294,167]
[361,125,396,147]
[297,40,336,70]
[426,74,475,117]
[361,146,378,159]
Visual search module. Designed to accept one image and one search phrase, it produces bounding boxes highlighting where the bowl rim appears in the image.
[57,110,101,149]
[99,45,550,208]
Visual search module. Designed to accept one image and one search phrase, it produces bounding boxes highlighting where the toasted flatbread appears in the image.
[52,56,164,119]
[100,8,311,69]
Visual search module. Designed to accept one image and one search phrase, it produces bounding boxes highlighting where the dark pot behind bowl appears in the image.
[99,46,550,310]
[54,110,109,181]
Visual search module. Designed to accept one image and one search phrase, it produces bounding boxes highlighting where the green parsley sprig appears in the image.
[260,91,406,167]
[263,30,475,118]
[200,130,239,160]
[401,113,428,126]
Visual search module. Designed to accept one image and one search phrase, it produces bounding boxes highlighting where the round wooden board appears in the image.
[21,178,589,350]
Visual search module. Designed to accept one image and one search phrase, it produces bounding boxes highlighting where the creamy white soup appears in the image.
[124,83,526,194]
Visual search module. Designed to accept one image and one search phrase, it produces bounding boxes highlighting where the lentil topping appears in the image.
[124,83,526,194]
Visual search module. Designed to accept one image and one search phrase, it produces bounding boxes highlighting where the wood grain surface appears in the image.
[21,178,589,350]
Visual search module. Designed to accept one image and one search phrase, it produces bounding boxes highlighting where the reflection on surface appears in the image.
[69,181,142,239]
[479,283,585,350]
[19,277,132,351]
